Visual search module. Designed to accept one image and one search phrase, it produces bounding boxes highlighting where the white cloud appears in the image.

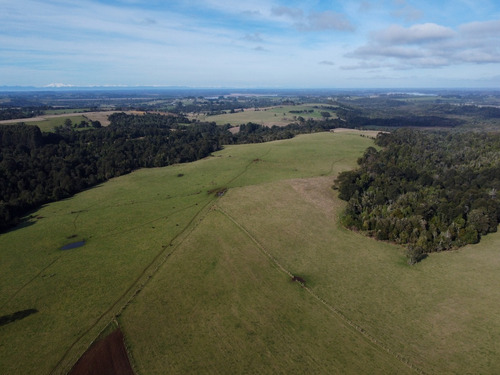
[460,19,500,36]
[2,0,500,88]
[346,20,500,69]
[373,23,455,44]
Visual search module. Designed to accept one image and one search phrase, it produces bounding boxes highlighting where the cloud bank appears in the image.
[345,20,500,69]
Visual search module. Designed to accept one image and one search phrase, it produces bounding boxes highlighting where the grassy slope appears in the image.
[218,179,500,374]
[0,132,499,374]
[121,207,412,374]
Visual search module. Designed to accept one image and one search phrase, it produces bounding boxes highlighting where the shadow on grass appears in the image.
[0,309,38,327]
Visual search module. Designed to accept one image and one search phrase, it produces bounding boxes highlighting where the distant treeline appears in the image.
[433,104,500,118]
[172,97,278,114]
[333,104,464,127]
[335,129,500,263]
[344,115,463,128]
[0,107,47,121]
[0,113,338,231]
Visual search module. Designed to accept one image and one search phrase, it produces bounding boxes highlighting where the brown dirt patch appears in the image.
[69,329,134,375]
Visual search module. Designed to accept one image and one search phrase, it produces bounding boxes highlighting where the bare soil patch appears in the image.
[69,329,134,375]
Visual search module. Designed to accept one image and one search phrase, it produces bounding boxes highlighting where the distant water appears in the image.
[61,240,85,250]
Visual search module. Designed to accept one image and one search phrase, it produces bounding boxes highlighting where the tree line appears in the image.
[0,113,339,231]
[0,107,46,121]
[0,114,224,231]
[335,129,500,263]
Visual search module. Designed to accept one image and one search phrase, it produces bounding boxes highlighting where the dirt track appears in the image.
[69,329,134,375]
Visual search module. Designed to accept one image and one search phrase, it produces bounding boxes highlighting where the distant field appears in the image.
[1,132,499,374]
[23,115,89,131]
[0,110,143,130]
[190,104,338,126]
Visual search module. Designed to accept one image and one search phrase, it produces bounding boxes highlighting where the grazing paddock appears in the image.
[0,110,143,130]
[1,131,499,374]
[190,104,338,126]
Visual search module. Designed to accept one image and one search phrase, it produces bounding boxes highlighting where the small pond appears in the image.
[61,240,86,250]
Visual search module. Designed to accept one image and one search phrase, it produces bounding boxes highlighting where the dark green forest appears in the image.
[0,107,46,120]
[335,129,500,263]
[0,114,223,231]
[0,113,336,231]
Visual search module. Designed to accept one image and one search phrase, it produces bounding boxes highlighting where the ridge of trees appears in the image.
[335,129,500,264]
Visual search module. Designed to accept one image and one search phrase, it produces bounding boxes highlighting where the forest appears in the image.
[0,113,337,231]
[335,129,500,263]
[0,107,46,120]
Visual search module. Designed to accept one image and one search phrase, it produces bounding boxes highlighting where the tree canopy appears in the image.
[0,113,340,231]
[335,129,500,263]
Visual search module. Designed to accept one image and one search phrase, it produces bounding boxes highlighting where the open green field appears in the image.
[24,115,89,131]
[191,104,337,126]
[0,110,143,130]
[1,132,499,374]
[0,115,89,132]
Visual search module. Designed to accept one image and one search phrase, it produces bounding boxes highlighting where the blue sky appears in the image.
[1,0,500,88]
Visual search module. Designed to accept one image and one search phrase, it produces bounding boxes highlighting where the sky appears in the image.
[1,0,500,88]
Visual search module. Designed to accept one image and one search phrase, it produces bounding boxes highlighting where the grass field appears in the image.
[1,132,499,374]
[0,111,142,130]
[190,104,338,126]
[24,115,89,131]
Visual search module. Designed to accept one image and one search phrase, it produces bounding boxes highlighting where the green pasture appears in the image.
[217,179,500,374]
[192,104,337,126]
[24,115,89,132]
[1,131,499,374]
[1,115,89,132]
